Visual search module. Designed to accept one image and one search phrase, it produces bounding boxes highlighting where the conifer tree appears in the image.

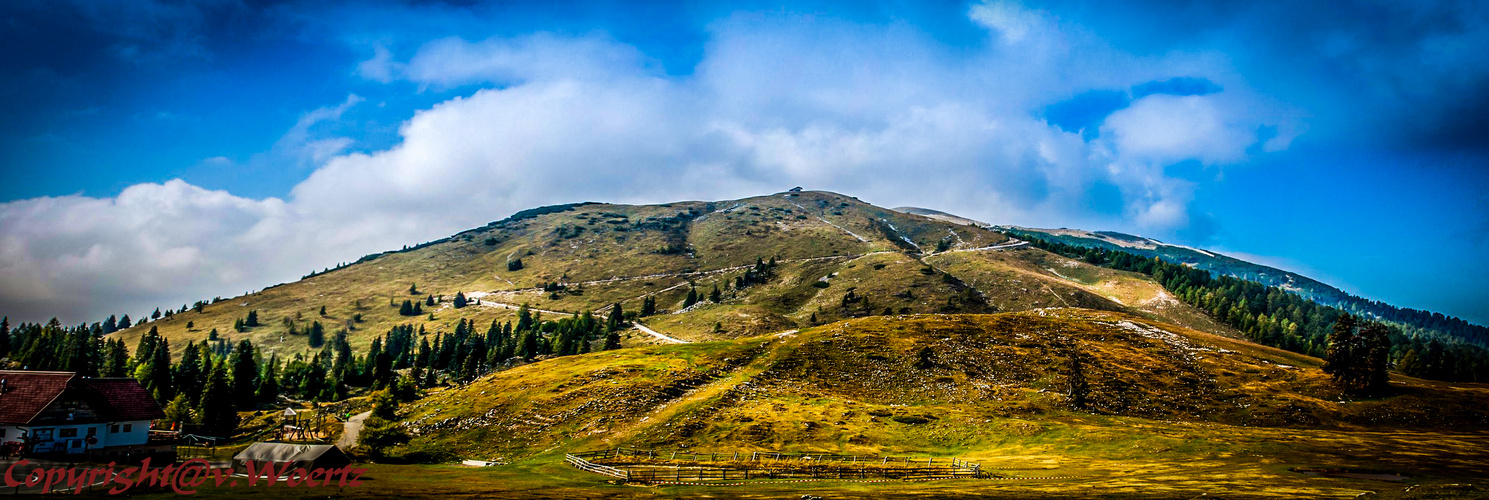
[176,342,206,403]
[607,303,624,332]
[308,321,326,348]
[710,285,722,303]
[101,339,129,377]
[640,296,656,316]
[245,310,259,327]
[399,300,415,316]
[199,361,239,436]
[453,292,468,308]
[231,339,259,406]
[258,355,280,405]
[684,288,699,307]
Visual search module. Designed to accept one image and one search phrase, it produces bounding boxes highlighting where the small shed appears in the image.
[233,443,351,475]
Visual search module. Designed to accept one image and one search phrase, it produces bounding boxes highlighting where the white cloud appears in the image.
[1101,94,1255,165]
[0,3,1301,323]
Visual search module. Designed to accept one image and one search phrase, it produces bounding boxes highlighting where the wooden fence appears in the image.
[565,448,985,483]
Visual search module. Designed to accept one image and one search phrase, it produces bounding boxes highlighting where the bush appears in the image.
[812,281,830,288]
[891,415,931,424]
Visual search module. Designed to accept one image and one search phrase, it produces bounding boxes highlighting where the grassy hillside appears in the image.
[107,191,1236,360]
[401,311,1489,460]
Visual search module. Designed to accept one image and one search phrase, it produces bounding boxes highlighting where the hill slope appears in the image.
[402,310,1489,459]
[108,191,1239,360]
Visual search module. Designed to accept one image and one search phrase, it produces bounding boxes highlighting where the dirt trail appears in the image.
[337,411,372,449]
[634,321,688,344]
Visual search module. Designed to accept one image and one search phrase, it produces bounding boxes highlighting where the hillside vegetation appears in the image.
[99,191,1232,364]
[401,311,1488,460]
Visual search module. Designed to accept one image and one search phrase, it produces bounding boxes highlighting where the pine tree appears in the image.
[231,339,259,406]
[684,288,699,307]
[308,321,326,348]
[607,303,624,332]
[519,331,538,361]
[709,285,722,303]
[1360,322,1393,392]
[604,329,621,351]
[245,310,259,327]
[118,314,132,329]
[152,308,162,320]
[640,296,656,316]
[199,361,239,437]
[101,339,128,377]
[176,341,206,403]
[0,316,9,359]
[319,305,327,316]
[409,283,419,295]
[506,258,523,271]
[258,355,280,405]
[102,315,117,334]
[1324,315,1367,391]
[453,292,468,308]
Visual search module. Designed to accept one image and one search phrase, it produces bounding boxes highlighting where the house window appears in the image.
[60,428,78,438]
[87,427,97,436]
[110,424,120,433]
[122,424,133,433]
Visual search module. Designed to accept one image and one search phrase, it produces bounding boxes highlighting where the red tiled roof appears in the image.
[0,371,74,425]
[0,371,164,424]
[82,379,166,421]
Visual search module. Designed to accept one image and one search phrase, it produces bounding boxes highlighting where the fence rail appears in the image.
[565,448,985,483]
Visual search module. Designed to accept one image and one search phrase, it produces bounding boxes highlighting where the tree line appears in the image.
[1015,235,1489,383]
[0,300,634,436]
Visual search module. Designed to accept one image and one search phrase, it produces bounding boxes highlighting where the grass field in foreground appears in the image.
[115,420,1487,499]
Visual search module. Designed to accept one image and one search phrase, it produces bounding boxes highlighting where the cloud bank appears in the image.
[0,2,1300,324]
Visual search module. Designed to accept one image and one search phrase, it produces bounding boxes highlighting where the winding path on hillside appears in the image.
[633,321,688,344]
[337,411,372,450]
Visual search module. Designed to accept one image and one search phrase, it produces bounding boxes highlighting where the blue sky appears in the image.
[1,0,1486,326]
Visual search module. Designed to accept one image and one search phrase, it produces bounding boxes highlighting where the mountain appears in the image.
[893,207,1488,349]
[107,190,1239,360]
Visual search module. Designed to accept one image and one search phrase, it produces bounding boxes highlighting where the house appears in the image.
[232,443,351,476]
[0,370,169,459]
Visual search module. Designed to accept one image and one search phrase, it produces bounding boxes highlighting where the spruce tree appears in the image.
[400,300,414,316]
[231,339,259,406]
[258,355,280,405]
[0,316,9,360]
[199,361,239,437]
[684,288,699,307]
[607,303,624,332]
[118,314,132,329]
[245,310,259,327]
[176,342,205,403]
[308,321,326,348]
[710,285,722,303]
[1324,315,1366,391]
[453,292,468,308]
